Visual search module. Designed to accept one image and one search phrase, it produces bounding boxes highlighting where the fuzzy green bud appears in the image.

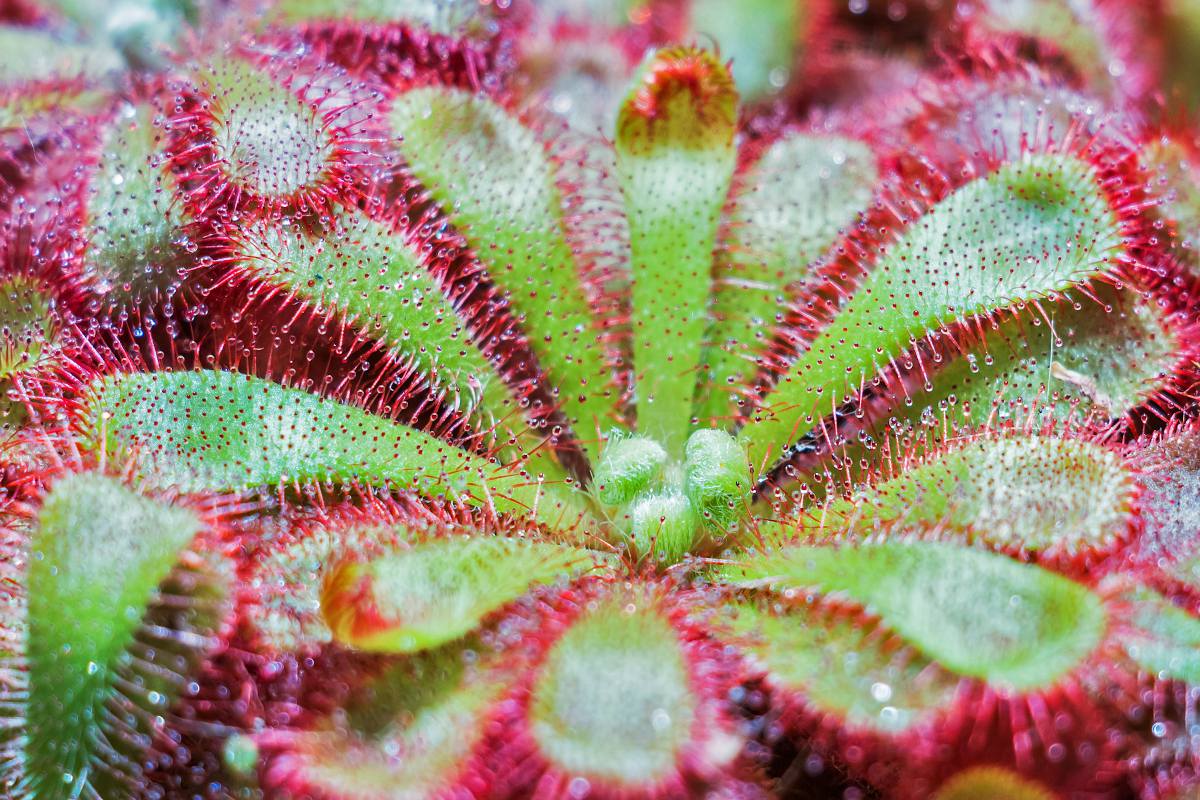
[629,491,697,563]
[593,433,669,506]
[684,429,749,533]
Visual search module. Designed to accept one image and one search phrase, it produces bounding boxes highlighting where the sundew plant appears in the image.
[4,0,1200,798]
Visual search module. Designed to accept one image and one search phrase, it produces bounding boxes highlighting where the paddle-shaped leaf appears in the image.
[322,536,605,653]
[84,105,190,304]
[724,599,960,734]
[615,46,737,456]
[388,87,618,460]
[524,591,741,788]
[719,540,1105,690]
[1115,586,1200,683]
[228,213,528,432]
[741,152,1125,475]
[24,473,227,799]
[80,370,591,528]
[821,435,1137,558]
[699,132,877,426]
[261,646,509,799]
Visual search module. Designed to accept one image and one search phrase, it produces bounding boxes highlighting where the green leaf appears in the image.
[821,435,1136,556]
[248,519,609,653]
[724,600,959,734]
[0,277,57,430]
[892,281,1181,429]
[199,57,336,200]
[698,132,877,426]
[615,47,738,456]
[388,88,618,462]
[268,0,484,33]
[1116,586,1200,683]
[322,536,605,653]
[85,105,191,303]
[1145,135,1200,276]
[792,282,1179,507]
[740,152,1125,475]
[246,519,395,653]
[227,212,565,476]
[528,594,737,784]
[0,277,54,382]
[688,0,805,100]
[1141,426,1200,570]
[719,540,1106,691]
[0,84,109,130]
[0,25,121,87]
[44,0,197,66]
[233,213,495,400]
[275,646,509,800]
[24,473,211,798]
[80,370,591,529]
